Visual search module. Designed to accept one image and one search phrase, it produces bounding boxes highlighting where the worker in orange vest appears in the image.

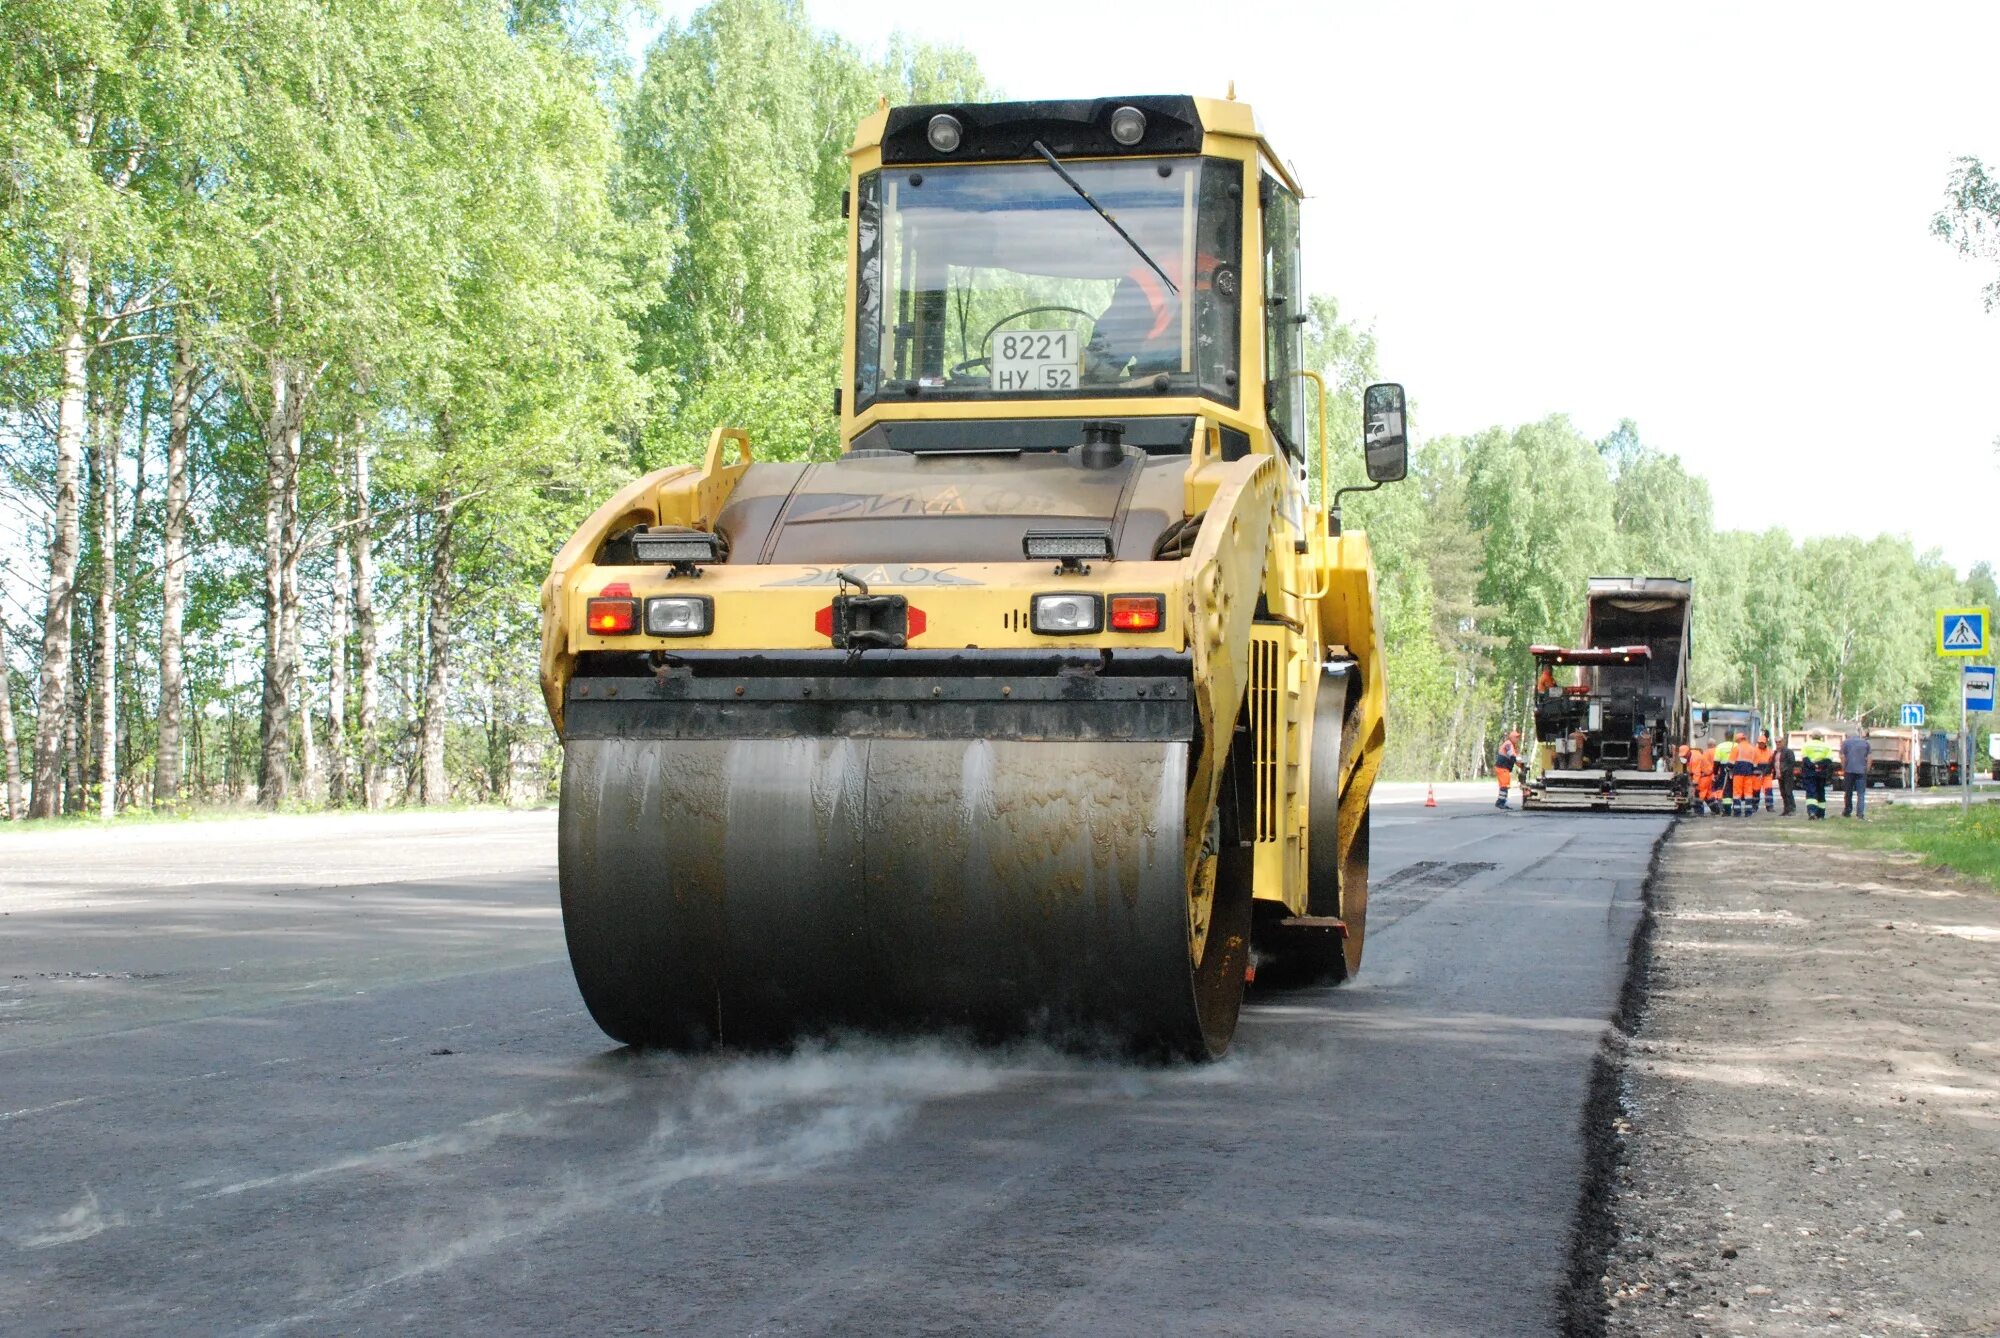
[1730,730,1758,817]
[1085,255,1189,382]
[1494,729,1521,810]
[1755,731,1777,813]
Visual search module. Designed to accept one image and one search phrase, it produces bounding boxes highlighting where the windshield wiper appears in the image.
[1029,140,1178,297]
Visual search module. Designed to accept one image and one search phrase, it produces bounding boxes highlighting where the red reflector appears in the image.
[585,597,637,635]
[814,605,834,638]
[906,606,926,639]
[1109,594,1164,632]
[600,581,633,598]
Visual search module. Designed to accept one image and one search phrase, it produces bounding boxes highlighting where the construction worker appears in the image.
[1494,729,1521,810]
[1777,736,1798,816]
[1754,732,1776,813]
[1683,743,1707,816]
[1800,729,1833,819]
[1840,729,1871,818]
[1731,730,1758,817]
[1700,740,1723,814]
[1711,733,1734,816]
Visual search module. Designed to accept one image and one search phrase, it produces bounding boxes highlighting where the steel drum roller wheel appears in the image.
[559,735,1251,1059]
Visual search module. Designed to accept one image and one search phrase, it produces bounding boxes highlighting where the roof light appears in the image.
[927,113,963,153]
[586,596,637,636]
[1109,105,1147,146]
[1109,594,1164,632]
[1031,593,1103,636]
[645,595,712,637]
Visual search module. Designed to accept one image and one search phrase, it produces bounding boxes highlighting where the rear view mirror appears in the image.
[1362,382,1408,483]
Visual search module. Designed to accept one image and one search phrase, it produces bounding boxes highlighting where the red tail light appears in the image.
[586,597,637,635]
[1109,594,1164,632]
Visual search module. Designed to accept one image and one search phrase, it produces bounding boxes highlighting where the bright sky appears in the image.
[644,0,2000,576]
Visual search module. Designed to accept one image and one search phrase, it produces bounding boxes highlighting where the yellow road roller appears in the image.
[540,93,1408,1058]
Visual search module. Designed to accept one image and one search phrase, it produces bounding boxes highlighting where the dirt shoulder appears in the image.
[1596,816,2000,1336]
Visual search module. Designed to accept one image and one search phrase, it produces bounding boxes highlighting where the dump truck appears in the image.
[1696,702,1763,749]
[1524,577,1691,812]
[1918,730,1958,787]
[1866,729,1923,788]
[539,94,1407,1059]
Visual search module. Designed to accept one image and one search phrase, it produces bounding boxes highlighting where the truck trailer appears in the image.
[1524,577,1692,813]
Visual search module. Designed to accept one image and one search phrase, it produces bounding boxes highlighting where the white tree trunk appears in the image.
[353,434,382,810]
[94,397,118,820]
[328,433,350,806]
[0,618,22,819]
[258,360,303,808]
[418,495,456,806]
[154,327,193,805]
[30,245,90,818]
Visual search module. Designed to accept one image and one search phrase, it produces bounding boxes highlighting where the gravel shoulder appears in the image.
[1597,816,2000,1336]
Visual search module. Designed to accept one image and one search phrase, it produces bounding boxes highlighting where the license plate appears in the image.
[991,329,1079,391]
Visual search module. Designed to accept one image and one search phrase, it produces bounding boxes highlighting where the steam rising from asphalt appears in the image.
[9,1035,1201,1333]
[243,1037,1125,1333]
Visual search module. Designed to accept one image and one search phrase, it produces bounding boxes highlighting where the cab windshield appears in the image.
[854,156,1243,410]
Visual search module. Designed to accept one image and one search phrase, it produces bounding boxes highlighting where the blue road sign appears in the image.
[1938,608,1989,657]
[1900,703,1926,727]
[1965,665,1995,714]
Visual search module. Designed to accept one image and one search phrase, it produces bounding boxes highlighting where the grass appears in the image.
[1812,801,2000,893]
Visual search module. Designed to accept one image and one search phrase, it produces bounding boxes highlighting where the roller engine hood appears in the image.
[713,448,1190,567]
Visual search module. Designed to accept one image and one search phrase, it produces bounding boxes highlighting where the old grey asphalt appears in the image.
[0,795,1663,1336]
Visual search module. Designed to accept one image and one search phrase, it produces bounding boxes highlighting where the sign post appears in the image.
[1963,665,1996,813]
[1899,704,1925,789]
[1937,611,1991,813]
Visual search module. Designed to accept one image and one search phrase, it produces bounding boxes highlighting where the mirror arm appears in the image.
[1329,480,1383,536]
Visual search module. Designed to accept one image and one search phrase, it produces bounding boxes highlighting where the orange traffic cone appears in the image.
[1425,784,1437,808]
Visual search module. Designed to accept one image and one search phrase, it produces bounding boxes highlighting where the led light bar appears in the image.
[632,530,723,565]
[1022,528,1114,572]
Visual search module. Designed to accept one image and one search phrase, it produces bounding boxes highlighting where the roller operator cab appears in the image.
[540,94,1407,1059]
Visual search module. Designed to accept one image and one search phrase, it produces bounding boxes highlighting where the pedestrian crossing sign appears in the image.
[1937,608,1989,658]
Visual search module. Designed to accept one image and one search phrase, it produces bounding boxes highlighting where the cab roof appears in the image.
[850,93,1304,195]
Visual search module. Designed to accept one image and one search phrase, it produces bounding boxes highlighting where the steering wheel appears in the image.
[949,305,1099,378]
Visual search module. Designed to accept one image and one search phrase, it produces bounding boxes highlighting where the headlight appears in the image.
[645,595,713,637]
[926,113,963,154]
[1031,593,1103,636]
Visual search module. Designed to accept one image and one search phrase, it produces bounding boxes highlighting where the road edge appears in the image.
[1559,815,1676,1338]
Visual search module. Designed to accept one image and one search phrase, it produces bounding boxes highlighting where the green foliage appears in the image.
[1933,155,2000,311]
[619,0,984,466]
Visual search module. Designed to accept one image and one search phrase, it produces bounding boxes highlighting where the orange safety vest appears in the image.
[1125,264,1176,341]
